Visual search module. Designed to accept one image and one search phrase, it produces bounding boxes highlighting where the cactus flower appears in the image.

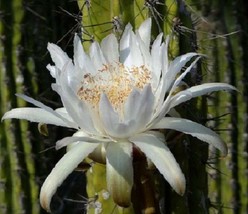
[2,18,235,212]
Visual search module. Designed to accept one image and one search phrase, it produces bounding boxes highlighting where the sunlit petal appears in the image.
[56,132,108,150]
[124,85,155,131]
[101,33,119,63]
[153,117,227,155]
[170,83,236,108]
[137,18,151,49]
[73,34,96,74]
[99,93,135,138]
[106,142,133,207]
[47,43,69,70]
[2,107,73,128]
[130,132,186,195]
[40,142,99,212]
[163,52,198,93]
[16,94,77,128]
[89,42,106,71]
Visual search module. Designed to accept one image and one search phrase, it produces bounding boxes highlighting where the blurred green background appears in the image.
[0,0,247,213]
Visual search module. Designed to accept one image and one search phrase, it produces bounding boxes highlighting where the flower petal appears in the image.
[152,117,227,155]
[89,41,106,71]
[101,33,119,63]
[124,31,143,67]
[2,107,73,128]
[124,84,155,131]
[130,132,186,195]
[57,66,98,134]
[73,34,96,75]
[120,23,132,63]
[163,52,198,93]
[47,43,69,70]
[15,94,77,128]
[137,18,151,49]
[40,142,99,212]
[106,142,133,207]
[46,64,59,79]
[151,33,163,88]
[99,93,135,138]
[56,131,109,150]
[170,56,201,93]
[170,83,236,108]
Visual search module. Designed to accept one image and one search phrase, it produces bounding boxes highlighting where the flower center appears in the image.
[77,62,151,110]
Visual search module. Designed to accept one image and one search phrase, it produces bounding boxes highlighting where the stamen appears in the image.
[77,62,151,111]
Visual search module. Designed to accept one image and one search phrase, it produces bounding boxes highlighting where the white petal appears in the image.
[130,132,186,195]
[124,31,143,67]
[151,33,163,88]
[152,54,201,124]
[56,133,108,150]
[152,117,227,155]
[154,37,170,111]
[101,34,119,63]
[89,41,106,71]
[170,83,236,109]
[47,43,70,70]
[163,52,198,93]
[58,71,98,134]
[73,34,96,74]
[124,84,155,131]
[136,34,151,67]
[137,18,151,50]
[55,108,75,124]
[170,56,201,92]
[99,93,135,138]
[106,142,133,207]
[46,64,59,79]
[2,108,73,128]
[40,142,99,212]
[16,94,77,128]
[120,23,132,63]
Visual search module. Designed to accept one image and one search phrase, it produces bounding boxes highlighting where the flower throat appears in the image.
[77,62,151,110]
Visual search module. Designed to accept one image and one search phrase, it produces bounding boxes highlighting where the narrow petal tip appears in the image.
[176,177,186,196]
[40,189,51,213]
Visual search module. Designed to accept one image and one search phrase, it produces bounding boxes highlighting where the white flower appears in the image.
[2,18,235,212]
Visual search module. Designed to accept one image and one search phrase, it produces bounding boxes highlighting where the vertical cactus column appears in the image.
[0,1,86,214]
[0,0,39,213]
[190,0,248,213]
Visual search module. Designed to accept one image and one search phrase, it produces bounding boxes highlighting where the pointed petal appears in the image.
[163,52,198,93]
[170,83,236,108]
[170,56,201,92]
[101,34,119,63]
[40,142,99,212]
[15,94,77,128]
[106,142,133,207]
[56,132,108,150]
[46,64,59,79]
[137,18,151,50]
[151,33,163,88]
[47,43,69,70]
[152,117,227,155]
[89,41,106,71]
[58,68,98,134]
[2,107,73,128]
[124,31,143,67]
[124,84,155,131]
[136,34,151,67]
[120,23,132,63]
[73,34,96,75]
[130,132,186,195]
[99,93,135,138]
